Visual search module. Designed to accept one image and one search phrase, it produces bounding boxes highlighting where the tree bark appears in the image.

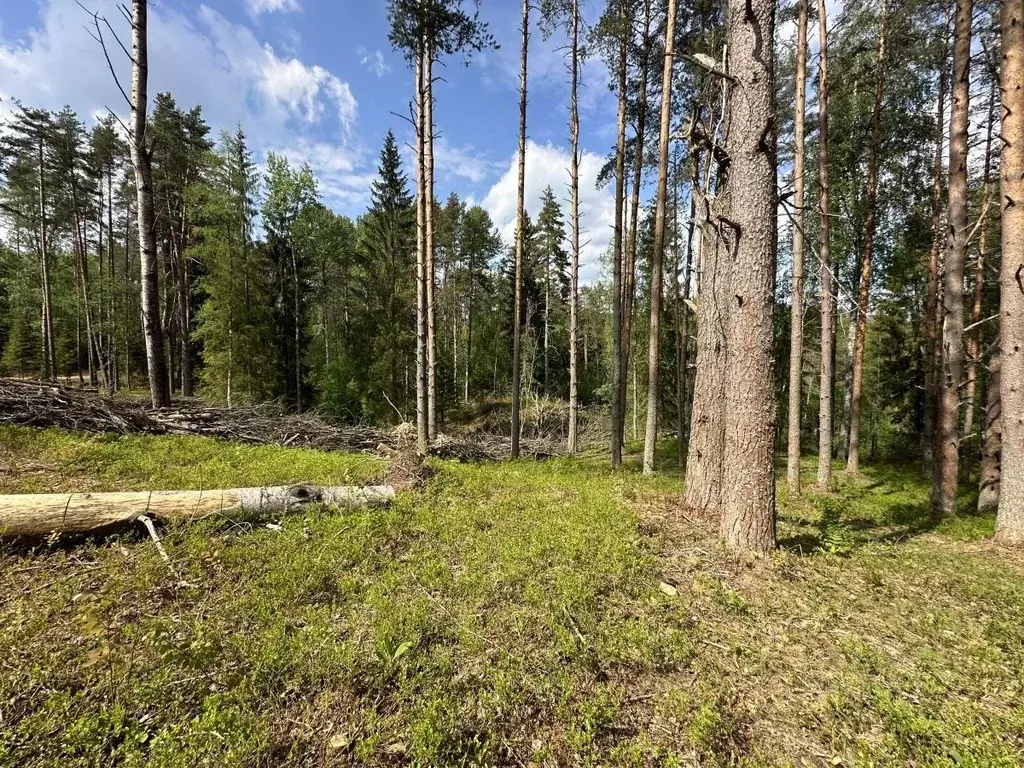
[963,76,997,459]
[787,0,809,492]
[924,12,950,475]
[37,138,57,382]
[816,0,834,488]
[130,0,170,409]
[979,345,1001,513]
[610,0,628,468]
[425,45,438,441]
[620,0,653,455]
[933,0,972,519]
[995,0,1024,544]
[685,132,728,515]
[511,0,530,459]
[643,0,676,474]
[720,0,777,550]
[846,0,887,474]
[0,485,395,538]
[567,0,581,454]
[414,44,429,455]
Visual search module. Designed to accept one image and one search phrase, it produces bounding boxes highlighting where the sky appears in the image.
[0,0,625,281]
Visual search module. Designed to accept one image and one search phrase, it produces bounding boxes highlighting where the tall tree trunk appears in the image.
[37,139,57,381]
[816,0,834,488]
[995,0,1024,544]
[620,0,652,453]
[787,0,809,492]
[643,0,676,474]
[292,243,302,409]
[465,268,473,403]
[414,45,428,455]
[425,45,438,441]
[567,0,581,454]
[924,9,950,475]
[107,168,118,391]
[720,0,777,551]
[963,76,997,458]
[933,0,972,519]
[511,0,530,459]
[130,0,170,409]
[979,345,1001,512]
[177,238,193,398]
[685,109,728,515]
[610,0,628,468]
[846,0,887,474]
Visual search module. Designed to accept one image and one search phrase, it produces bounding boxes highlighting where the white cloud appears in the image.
[0,0,366,213]
[356,47,391,78]
[482,140,615,284]
[247,0,301,17]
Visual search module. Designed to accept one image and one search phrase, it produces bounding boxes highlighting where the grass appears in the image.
[0,426,384,493]
[1,429,1022,766]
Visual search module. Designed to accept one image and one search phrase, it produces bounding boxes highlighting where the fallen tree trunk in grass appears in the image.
[0,484,395,537]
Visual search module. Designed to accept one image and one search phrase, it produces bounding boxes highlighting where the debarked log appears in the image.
[0,484,395,537]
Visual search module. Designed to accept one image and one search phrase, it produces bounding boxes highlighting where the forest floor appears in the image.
[0,426,1022,767]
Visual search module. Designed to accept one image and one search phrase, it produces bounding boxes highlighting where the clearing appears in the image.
[1,426,1022,767]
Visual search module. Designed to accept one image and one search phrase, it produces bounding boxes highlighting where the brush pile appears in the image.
[0,379,571,461]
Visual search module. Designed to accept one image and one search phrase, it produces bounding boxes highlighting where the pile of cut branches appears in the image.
[0,379,568,461]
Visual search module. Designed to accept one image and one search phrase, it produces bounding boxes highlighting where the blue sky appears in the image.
[0,0,624,279]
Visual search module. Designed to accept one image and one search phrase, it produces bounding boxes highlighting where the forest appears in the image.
[0,0,1022,764]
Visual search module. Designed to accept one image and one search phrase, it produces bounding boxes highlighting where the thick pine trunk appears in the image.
[846,0,887,474]
[567,0,581,454]
[37,139,57,381]
[643,0,676,474]
[787,0,808,492]
[933,0,972,519]
[131,0,170,409]
[720,0,777,550]
[995,0,1024,544]
[0,485,394,538]
[816,0,834,488]
[511,0,530,459]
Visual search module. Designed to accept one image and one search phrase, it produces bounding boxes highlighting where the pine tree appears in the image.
[535,186,569,396]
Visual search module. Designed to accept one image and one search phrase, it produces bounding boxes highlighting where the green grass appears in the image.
[1,430,1022,766]
[0,426,384,492]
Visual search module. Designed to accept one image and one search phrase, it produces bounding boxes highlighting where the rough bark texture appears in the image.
[130,0,170,409]
[786,0,808,492]
[37,138,57,382]
[963,78,996,458]
[846,0,887,474]
[979,346,1001,513]
[642,0,676,475]
[610,2,628,468]
[934,0,972,519]
[567,0,581,455]
[685,178,728,514]
[510,0,529,459]
[996,0,1024,544]
[414,49,428,455]
[0,485,395,538]
[425,49,438,442]
[923,18,949,474]
[816,0,834,488]
[718,0,777,551]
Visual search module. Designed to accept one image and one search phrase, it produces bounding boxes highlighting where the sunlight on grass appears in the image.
[0,432,1021,766]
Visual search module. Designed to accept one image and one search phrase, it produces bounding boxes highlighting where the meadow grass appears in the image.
[0,428,1021,766]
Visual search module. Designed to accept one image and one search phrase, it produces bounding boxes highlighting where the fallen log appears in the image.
[0,484,395,537]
